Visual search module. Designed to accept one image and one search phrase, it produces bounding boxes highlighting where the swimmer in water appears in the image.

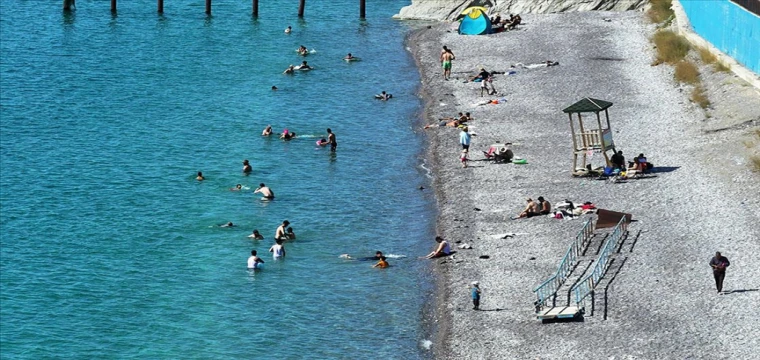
[262,125,273,136]
[376,91,392,101]
[231,184,243,191]
[283,65,295,74]
[275,220,290,241]
[271,85,278,91]
[254,183,275,200]
[248,229,264,240]
[286,227,296,240]
[196,171,205,181]
[341,251,384,261]
[220,222,235,228]
[372,256,389,268]
[296,61,312,70]
[269,239,286,258]
[325,128,337,152]
[242,159,252,174]
[344,53,354,60]
[248,250,265,269]
[297,45,308,56]
[280,131,297,140]
[285,26,292,34]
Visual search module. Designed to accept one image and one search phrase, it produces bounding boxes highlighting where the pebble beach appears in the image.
[409,11,760,359]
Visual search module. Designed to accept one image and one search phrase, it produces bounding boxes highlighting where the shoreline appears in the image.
[408,11,760,359]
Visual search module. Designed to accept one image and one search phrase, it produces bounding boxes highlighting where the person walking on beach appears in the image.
[269,239,286,258]
[248,250,264,269]
[471,281,481,310]
[709,252,730,293]
[459,126,471,151]
[325,128,337,152]
[275,220,290,241]
[460,149,469,168]
[440,46,455,80]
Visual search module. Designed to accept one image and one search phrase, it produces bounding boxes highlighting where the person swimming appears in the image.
[295,61,312,70]
[372,256,389,268]
[242,159,252,174]
[219,222,235,228]
[285,227,296,240]
[231,184,243,191]
[341,251,384,261]
[248,229,264,240]
[283,65,295,74]
[344,53,354,60]
[375,91,392,100]
[285,26,292,34]
[297,45,308,56]
[280,131,297,140]
[271,85,278,91]
[262,125,273,136]
[196,171,205,181]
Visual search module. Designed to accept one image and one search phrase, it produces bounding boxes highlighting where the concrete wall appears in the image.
[680,0,760,74]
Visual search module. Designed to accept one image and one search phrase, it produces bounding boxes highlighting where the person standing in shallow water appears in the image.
[326,128,337,152]
[709,252,730,293]
[242,160,252,174]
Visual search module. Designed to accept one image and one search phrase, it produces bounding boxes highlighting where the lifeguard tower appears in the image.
[562,98,616,174]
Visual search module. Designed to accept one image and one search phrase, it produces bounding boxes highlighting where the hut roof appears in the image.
[562,98,613,113]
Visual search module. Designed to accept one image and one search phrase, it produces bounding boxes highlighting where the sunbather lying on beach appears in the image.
[510,60,559,69]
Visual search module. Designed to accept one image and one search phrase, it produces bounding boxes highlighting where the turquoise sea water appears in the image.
[0,1,436,358]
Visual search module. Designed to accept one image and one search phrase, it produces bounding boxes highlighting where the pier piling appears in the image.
[298,0,305,17]
[205,0,211,15]
[253,0,259,17]
[63,0,75,11]
[158,0,163,13]
[360,0,365,18]
[111,0,116,13]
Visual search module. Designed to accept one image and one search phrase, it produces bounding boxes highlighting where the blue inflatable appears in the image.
[458,7,492,35]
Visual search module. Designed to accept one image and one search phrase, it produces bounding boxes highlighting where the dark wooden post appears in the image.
[298,0,305,17]
[158,0,164,13]
[63,0,75,11]
[253,0,259,17]
[360,0,365,18]
[205,0,211,15]
[111,0,117,13]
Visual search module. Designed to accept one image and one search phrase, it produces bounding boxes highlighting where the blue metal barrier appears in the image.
[571,216,628,309]
[533,219,594,310]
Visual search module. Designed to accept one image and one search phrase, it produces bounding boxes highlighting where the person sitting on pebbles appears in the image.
[423,236,451,259]
[516,198,539,218]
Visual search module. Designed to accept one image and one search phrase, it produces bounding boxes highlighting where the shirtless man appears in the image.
[248,229,264,240]
[262,125,273,136]
[283,65,295,74]
[196,171,205,181]
[275,220,290,241]
[517,198,539,218]
[440,46,455,80]
[285,26,292,34]
[242,160,252,174]
[296,61,312,70]
[254,183,275,200]
[326,128,337,152]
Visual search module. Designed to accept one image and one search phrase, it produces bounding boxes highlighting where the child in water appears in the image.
[372,256,389,268]
[471,281,481,310]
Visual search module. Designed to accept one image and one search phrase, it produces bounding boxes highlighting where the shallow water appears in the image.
[0,1,435,357]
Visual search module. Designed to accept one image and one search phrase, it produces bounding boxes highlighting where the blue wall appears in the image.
[681,0,760,74]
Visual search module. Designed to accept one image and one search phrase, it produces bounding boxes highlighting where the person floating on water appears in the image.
[295,61,312,70]
[269,239,286,258]
[248,229,264,240]
[254,183,275,200]
[231,184,243,191]
[317,138,328,146]
[375,91,392,101]
[262,125,273,136]
[340,251,384,261]
[423,236,451,259]
[242,159,252,174]
[372,256,389,268]
[285,26,292,34]
[297,45,308,56]
[219,222,235,228]
[344,53,354,60]
[275,220,290,241]
[271,85,278,91]
[280,129,297,140]
[286,227,296,240]
[248,250,264,269]
[196,171,205,181]
[283,65,295,74]
[325,128,337,152]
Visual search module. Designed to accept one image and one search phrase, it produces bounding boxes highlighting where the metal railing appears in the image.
[571,216,628,309]
[534,219,594,310]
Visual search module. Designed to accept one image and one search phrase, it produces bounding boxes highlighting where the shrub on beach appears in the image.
[690,85,710,109]
[647,0,674,24]
[652,30,690,64]
[674,61,700,85]
[698,47,731,72]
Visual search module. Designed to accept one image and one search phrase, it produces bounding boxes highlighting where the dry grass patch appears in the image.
[698,46,731,72]
[691,85,710,109]
[647,0,674,24]
[653,31,690,65]
[674,61,700,84]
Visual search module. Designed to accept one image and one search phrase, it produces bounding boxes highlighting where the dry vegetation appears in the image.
[748,129,760,172]
[690,86,710,109]
[652,30,690,65]
[698,46,731,72]
[647,0,674,24]
[674,61,700,85]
